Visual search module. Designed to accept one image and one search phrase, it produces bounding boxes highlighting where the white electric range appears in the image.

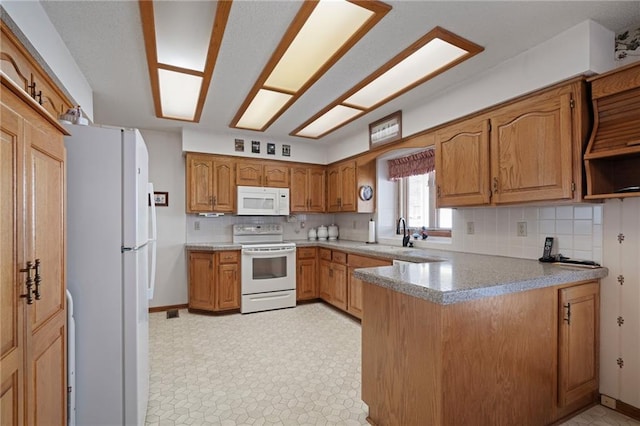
[233,224,296,314]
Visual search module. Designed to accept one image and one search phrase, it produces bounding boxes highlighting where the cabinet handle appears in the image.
[492,177,498,194]
[563,303,571,325]
[437,185,441,197]
[33,259,41,300]
[209,196,213,205]
[19,261,34,305]
[213,196,217,206]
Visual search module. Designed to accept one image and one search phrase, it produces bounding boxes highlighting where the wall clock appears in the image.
[359,185,373,201]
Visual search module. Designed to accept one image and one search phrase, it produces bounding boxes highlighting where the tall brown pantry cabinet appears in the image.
[1,76,67,425]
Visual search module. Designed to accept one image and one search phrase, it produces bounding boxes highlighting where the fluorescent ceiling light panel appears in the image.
[345,38,467,108]
[153,1,216,71]
[265,0,374,92]
[158,69,202,120]
[293,27,483,139]
[140,0,232,123]
[296,105,362,138]
[231,0,390,131]
[236,89,293,130]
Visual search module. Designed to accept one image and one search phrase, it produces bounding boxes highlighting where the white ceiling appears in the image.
[40,1,640,145]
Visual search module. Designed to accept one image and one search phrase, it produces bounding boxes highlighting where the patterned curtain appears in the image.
[387,149,435,180]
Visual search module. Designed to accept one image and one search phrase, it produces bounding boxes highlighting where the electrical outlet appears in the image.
[194,221,200,231]
[601,394,616,409]
[517,221,527,237]
[466,221,474,235]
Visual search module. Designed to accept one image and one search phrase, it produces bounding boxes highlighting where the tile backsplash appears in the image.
[187,204,604,264]
[375,204,604,263]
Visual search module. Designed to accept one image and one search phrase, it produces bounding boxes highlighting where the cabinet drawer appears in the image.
[332,251,347,264]
[297,247,317,259]
[348,254,392,268]
[218,250,239,264]
[319,248,332,261]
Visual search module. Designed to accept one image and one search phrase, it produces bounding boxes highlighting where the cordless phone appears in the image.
[539,237,554,262]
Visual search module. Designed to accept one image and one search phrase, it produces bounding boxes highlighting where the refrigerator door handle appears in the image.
[148,182,157,300]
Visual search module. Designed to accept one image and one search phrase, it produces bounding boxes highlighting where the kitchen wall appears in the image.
[142,130,187,309]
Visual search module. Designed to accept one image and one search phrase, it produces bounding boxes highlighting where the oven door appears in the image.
[241,246,296,294]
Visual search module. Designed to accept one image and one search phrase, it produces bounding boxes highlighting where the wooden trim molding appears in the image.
[149,304,188,313]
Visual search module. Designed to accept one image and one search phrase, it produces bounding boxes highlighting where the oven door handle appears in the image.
[242,247,296,255]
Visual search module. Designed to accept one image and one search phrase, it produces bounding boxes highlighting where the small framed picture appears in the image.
[234,138,245,152]
[267,143,275,155]
[369,110,402,148]
[251,140,260,154]
[282,144,291,157]
[153,191,168,207]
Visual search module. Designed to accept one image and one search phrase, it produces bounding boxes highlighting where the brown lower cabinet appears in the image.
[318,248,391,318]
[188,250,240,312]
[296,247,319,300]
[362,279,600,425]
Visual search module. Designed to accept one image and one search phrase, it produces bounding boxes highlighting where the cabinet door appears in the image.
[435,117,490,207]
[331,263,348,311]
[491,93,574,204]
[216,263,240,311]
[24,103,67,426]
[319,260,332,302]
[297,258,318,300]
[264,164,289,188]
[1,100,25,426]
[236,161,263,186]
[186,154,214,212]
[308,167,326,212]
[558,282,599,407]
[347,271,364,319]
[212,159,234,212]
[188,251,215,311]
[339,162,357,212]
[290,167,308,212]
[326,165,341,212]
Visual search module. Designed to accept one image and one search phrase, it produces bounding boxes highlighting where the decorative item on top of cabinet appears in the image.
[185,153,234,213]
[435,78,588,208]
[236,159,289,188]
[290,165,326,212]
[584,61,640,199]
[296,247,318,300]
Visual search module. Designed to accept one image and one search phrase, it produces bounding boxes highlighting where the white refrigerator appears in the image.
[65,124,157,426]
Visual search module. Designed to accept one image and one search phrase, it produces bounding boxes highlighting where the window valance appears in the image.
[387,148,435,180]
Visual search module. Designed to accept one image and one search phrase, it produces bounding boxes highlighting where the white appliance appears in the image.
[233,224,296,313]
[237,185,290,216]
[64,124,157,426]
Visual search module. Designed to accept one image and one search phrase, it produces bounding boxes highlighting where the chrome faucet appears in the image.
[397,217,411,247]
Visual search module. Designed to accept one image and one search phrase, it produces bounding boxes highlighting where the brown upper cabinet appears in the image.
[290,165,326,213]
[186,153,235,213]
[436,78,588,208]
[236,160,289,188]
[584,61,640,200]
[327,161,357,212]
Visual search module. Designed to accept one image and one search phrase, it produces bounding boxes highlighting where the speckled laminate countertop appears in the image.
[185,240,608,305]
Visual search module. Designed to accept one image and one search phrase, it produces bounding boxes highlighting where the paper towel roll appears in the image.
[367,220,376,243]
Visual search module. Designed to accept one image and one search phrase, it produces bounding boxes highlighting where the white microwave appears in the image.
[236,186,290,216]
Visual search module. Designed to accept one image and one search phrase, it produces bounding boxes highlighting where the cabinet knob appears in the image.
[563,303,571,325]
[492,177,499,194]
[19,261,35,305]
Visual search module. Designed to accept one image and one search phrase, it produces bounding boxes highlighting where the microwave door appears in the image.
[239,193,276,215]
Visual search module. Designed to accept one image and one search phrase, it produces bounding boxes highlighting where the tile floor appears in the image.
[146,303,639,426]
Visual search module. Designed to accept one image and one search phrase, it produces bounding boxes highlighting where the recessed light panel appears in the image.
[292,27,483,139]
[236,89,293,130]
[158,69,202,121]
[231,0,391,131]
[296,105,363,138]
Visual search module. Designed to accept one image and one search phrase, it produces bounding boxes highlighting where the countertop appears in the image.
[185,240,608,305]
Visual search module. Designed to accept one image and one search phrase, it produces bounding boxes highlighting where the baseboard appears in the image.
[149,303,188,313]
[600,394,640,421]
[617,399,640,421]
